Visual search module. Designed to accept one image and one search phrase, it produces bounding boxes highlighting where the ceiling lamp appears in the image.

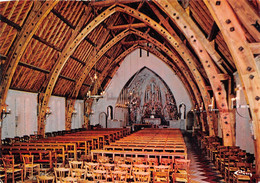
[86,46,105,100]
[86,73,105,100]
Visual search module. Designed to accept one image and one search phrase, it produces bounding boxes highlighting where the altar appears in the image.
[143,118,161,125]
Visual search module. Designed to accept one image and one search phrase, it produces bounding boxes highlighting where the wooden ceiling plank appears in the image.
[51,9,75,29]
[1,1,10,16]
[66,1,79,27]
[0,1,19,36]
[11,39,38,86]
[215,34,236,68]
[26,47,55,89]
[20,44,47,89]
[228,0,260,42]
[189,2,212,32]
[40,13,57,39]
[54,22,71,50]
[205,0,260,176]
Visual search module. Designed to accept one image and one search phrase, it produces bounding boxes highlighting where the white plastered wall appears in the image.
[2,90,84,138]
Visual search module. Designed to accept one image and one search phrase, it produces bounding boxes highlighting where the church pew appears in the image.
[8,150,55,168]
[2,145,65,165]
[12,142,77,160]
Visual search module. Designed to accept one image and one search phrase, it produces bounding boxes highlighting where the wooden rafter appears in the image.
[108,23,146,30]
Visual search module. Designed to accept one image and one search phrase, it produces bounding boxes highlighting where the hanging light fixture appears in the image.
[86,9,105,101]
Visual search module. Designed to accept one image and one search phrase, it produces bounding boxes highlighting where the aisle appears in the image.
[184,132,225,183]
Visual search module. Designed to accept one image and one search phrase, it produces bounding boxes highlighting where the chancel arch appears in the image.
[90,49,192,128]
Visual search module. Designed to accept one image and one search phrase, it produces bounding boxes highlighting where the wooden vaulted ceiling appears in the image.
[0,0,258,100]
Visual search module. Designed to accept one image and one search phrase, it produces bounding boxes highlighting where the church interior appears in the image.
[0,0,259,182]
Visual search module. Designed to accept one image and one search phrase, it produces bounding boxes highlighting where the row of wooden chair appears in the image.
[197,133,256,183]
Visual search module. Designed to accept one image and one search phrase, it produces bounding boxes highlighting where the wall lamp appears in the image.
[45,107,52,117]
[1,104,11,118]
[231,85,249,109]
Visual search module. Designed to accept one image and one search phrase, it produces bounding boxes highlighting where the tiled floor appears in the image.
[184,132,225,183]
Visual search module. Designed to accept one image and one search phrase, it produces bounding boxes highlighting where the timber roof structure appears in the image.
[0,0,259,152]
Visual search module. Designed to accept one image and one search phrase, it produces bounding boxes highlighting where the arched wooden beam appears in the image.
[155,0,235,145]
[204,0,260,178]
[37,7,90,135]
[64,5,214,134]
[0,1,58,121]
[64,29,132,130]
[77,28,208,129]
[104,45,202,127]
[37,4,214,135]
[37,5,117,135]
[98,29,207,130]
[97,33,206,130]
[114,4,216,135]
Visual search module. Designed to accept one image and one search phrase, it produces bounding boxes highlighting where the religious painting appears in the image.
[116,67,178,124]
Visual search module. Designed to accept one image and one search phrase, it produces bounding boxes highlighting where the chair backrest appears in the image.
[174,159,190,173]
[54,167,70,182]
[69,161,83,169]
[133,171,150,182]
[112,170,127,181]
[22,154,34,165]
[133,164,150,172]
[85,162,99,171]
[93,170,107,181]
[2,155,15,169]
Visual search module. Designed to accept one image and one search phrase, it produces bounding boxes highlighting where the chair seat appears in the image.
[178,170,187,174]
[6,168,23,173]
[225,167,237,171]
[25,164,39,168]
[175,177,188,182]
[235,174,251,180]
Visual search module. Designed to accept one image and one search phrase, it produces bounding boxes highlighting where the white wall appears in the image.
[234,72,255,154]
[90,49,192,126]
[2,90,37,138]
[71,100,84,129]
[2,90,84,139]
[45,96,66,132]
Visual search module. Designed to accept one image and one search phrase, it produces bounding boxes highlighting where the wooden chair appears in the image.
[153,165,170,183]
[101,163,115,181]
[2,155,23,183]
[69,160,84,178]
[133,171,150,183]
[22,154,40,179]
[92,169,108,182]
[112,170,128,182]
[224,155,238,183]
[173,159,190,183]
[36,175,55,183]
[61,177,78,183]
[114,156,125,165]
[54,167,71,183]
[118,164,133,181]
